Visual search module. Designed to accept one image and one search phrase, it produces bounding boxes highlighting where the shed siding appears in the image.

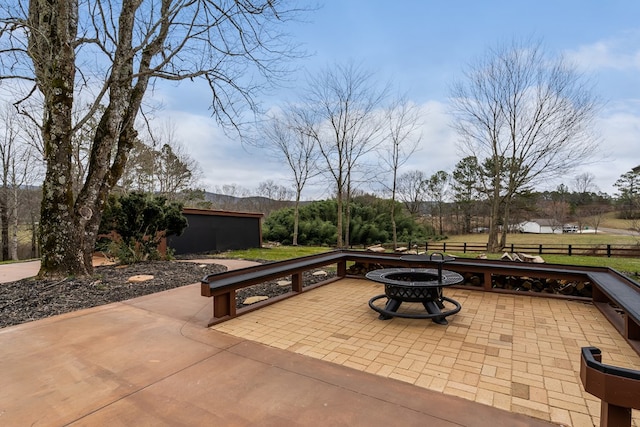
[167,210,262,255]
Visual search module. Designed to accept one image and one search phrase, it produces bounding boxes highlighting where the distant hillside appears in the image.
[204,192,298,215]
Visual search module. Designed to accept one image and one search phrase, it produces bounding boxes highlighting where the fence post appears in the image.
[511,243,514,253]
[425,242,428,253]
[607,245,611,258]
[463,242,467,253]
[443,242,446,252]
[539,244,543,255]
[568,245,572,256]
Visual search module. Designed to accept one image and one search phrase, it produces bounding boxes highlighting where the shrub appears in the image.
[98,192,187,263]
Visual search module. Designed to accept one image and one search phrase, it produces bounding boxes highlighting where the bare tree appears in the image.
[302,62,388,247]
[211,183,251,211]
[573,172,597,194]
[576,202,609,234]
[450,39,599,252]
[0,1,306,277]
[253,179,294,216]
[261,107,318,245]
[396,170,427,217]
[542,185,570,233]
[0,104,18,260]
[0,103,41,260]
[380,97,422,249]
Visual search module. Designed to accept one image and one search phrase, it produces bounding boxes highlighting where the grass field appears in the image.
[593,211,638,230]
[443,232,639,245]
[219,233,640,279]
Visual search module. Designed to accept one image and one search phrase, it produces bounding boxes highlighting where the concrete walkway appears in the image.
[0,257,261,283]
[0,260,40,283]
[0,260,554,426]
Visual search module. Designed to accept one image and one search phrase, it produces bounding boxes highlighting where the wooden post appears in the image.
[292,272,303,292]
[213,291,235,318]
[483,272,492,291]
[601,403,632,427]
[626,316,640,341]
[337,259,347,277]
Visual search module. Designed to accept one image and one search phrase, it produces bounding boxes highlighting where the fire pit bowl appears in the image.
[366,267,463,324]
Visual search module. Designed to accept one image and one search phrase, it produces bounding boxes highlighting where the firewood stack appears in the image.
[346,262,389,276]
[490,275,592,297]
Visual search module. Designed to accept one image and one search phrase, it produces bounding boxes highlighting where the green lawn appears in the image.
[218,240,640,280]
[215,245,332,261]
[443,232,639,245]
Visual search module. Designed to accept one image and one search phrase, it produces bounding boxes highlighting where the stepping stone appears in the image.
[127,274,154,283]
[243,295,268,305]
[312,270,327,277]
[277,280,292,287]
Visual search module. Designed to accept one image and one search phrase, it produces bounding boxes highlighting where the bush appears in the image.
[98,192,187,263]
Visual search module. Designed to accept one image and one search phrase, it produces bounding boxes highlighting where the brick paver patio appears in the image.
[214,278,640,426]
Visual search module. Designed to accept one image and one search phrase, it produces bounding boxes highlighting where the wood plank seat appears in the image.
[580,346,640,427]
[588,271,640,350]
[201,251,349,324]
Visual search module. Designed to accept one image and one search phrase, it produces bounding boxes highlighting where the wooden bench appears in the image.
[201,250,640,356]
[201,251,349,324]
[580,346,640,427]
[588,271,640,352]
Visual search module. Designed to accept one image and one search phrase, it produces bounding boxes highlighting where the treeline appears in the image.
[262,185,622,248]
[263,196,434,246]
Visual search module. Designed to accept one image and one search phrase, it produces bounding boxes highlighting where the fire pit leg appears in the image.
[380,298,402,320]
[422,300,448,325]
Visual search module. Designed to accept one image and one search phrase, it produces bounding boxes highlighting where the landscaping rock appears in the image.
[127,274,155,283]
[243,295,268,305]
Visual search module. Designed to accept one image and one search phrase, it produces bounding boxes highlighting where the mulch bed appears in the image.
[0,259,336,329]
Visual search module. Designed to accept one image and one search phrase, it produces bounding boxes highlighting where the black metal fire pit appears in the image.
[365,254,463,324]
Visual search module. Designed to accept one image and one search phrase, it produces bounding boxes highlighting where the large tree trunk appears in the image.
[499,201,511,249]
[31,0,151,277]
[29,0,86,277]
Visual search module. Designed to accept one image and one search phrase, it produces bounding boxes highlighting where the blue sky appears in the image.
[158,1,640,198]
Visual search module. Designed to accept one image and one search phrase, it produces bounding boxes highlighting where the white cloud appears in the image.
[161,95,640,199]
[565,31,640,71]
[156,110,292,195]
[399,101,459,175]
